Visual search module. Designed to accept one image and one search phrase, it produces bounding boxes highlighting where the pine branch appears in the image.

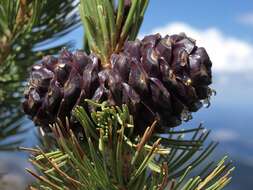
[24,101,233,190]
[0,0,80,150]
[0,1,233,189]
[79,0,149,66]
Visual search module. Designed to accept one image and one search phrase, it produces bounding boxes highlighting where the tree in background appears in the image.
[0,0,79,150]
[1,0,234,189]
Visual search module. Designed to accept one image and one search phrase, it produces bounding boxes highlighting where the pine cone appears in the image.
[23,33,212,134]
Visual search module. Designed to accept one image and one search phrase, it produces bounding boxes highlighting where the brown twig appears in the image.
[158,162,169,190]
[16,0,28,25]
[26,168,63,190]
[38,147,83,188]
[18,147,40,154]
[136,120,157,152]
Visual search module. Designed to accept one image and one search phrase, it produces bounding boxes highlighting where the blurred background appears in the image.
[1,0,253,189]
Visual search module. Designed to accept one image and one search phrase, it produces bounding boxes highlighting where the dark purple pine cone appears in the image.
[23,33,212,134]
[121,33,212,131]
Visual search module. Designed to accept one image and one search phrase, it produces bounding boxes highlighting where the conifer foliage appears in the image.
[25,101,233,190]
[19,0,234,189]
[0,0,79,150]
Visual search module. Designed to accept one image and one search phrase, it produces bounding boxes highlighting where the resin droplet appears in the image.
[211,88,217,96]
[207,87,216,97]
[181,108,193,121]
[202,98,211,108]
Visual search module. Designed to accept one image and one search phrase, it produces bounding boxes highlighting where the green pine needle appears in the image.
[79,0,149,66]
[24,101,233,190]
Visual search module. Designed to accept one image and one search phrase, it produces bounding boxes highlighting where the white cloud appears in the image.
[212,129,239,142]
[141,22,253,73]
[238,13,253,25]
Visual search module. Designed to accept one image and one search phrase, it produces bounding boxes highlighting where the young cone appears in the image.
[23,32,212,133]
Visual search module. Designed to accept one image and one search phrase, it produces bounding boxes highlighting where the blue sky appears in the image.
[142,0,253,41]
[64,0,253,47]
[63,0,253,80]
